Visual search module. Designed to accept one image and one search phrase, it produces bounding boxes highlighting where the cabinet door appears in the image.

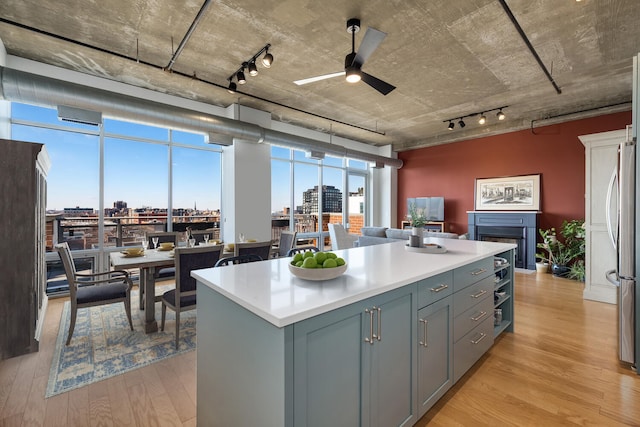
[368,288,416,427]
[293,301,367,427]
[293,286,416,427]
[417,296,453,417]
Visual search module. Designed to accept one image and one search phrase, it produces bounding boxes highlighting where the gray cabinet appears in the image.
[417,295,453,416]
[0,139,50,360]
[452,257,495,382]
[293,285,416,427]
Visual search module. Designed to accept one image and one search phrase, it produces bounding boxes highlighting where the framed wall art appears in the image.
[474,174,541,211]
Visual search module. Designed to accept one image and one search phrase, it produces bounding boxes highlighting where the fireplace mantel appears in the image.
[467,211,539,270]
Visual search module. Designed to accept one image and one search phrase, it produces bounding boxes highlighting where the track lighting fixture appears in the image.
[443,106,508,131]
[236,69,246,84]
[226,44,273,90]
[262,48,273,68]
[248,61,258,76]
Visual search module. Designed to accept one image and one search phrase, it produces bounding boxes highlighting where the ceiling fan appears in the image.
[294,18,396,95]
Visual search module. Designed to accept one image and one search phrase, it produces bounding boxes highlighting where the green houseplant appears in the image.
[408,202,426,228]
[537,220,585,278]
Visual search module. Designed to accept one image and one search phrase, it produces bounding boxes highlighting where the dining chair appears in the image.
[273,230,297,258]
[287,246,319,257]
[190,229,216,245]
[146,231,180,250]
[160,244,224,349]
[327,223,359,250]
[234,240,272,260]
[214,254,263,266]
[54,242,134,345]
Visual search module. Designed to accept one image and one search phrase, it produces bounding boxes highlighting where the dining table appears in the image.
[109,247,176,333]
[108,243,245,333]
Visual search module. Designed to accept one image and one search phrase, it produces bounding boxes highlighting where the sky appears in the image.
[10,102,362,214]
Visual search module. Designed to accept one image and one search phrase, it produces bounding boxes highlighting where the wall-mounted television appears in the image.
[407,197,445,222]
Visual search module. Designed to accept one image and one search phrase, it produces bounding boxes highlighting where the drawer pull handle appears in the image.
[470,333,487,345]
[364,308,374,345]
[471,289,487,299]
[419,318,428,347]
[375,307,382,342]
[430,284,449,293]
[471,311,487,322]
[470,268,487,276]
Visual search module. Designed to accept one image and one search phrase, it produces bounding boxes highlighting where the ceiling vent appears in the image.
[57,105,102,126]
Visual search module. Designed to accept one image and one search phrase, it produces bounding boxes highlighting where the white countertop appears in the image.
[192,238,515,328]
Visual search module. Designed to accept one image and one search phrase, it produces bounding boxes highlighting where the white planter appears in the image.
[536,262,549,274]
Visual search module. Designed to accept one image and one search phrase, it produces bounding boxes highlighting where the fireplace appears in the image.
[467,211,539,270]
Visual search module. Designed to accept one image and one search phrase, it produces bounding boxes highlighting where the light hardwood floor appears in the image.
[1,272,639,426]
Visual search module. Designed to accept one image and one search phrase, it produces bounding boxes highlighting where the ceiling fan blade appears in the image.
[353,27,386,66]
[294,71,345,86]
[360,71,396,95]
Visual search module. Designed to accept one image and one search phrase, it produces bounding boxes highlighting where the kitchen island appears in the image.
[192,238,516,426]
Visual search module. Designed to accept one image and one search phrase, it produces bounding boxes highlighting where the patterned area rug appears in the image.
[45,286,195,398]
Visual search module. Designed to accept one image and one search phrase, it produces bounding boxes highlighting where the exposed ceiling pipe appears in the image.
[165,0,213,71]
[0,66,403,168]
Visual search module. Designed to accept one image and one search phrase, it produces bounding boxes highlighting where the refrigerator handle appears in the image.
[605,167,618,250]
[605,269,620,286]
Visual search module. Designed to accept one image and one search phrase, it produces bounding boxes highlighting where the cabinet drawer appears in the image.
[453,294,493,342]
[453,315,494,383]
[453,275,494,317]
[453,257,493,291]
[417,271,453,308]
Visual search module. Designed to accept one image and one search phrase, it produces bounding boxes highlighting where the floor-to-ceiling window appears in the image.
[271,145,369,249]
[10,102,223,294]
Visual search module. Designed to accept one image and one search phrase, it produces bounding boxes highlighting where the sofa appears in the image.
[356,226,462,247]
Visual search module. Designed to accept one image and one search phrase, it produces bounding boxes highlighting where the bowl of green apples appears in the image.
[288,251,347,281]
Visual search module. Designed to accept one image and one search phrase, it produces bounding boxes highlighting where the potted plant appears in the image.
[536,220,585,278]
[408,202,427,240]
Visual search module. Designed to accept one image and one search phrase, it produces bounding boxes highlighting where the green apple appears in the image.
[302,257,317,268]
[323,258,337,268]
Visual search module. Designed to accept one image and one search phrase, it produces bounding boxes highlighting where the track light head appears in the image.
[248,61,258,76]
[228,81,237,94]
[237,70,246,84]
[448,121,454,131]
[478,114,486,125]
[458,119,466,128]
[262,51,273,68]
[497,109,505,120]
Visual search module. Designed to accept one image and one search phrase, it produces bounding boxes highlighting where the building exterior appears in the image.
[302,185,342,214]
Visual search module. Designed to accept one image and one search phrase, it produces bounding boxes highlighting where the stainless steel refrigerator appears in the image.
[606,54,638,368]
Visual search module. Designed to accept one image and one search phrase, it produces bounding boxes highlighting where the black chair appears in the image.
[274,230,297,258]
[190,229,217,245]
[54,242,133,345]
[160,244,223,349]
[214,254,263,266]
[287,246,320,257]
[235,240,272,260]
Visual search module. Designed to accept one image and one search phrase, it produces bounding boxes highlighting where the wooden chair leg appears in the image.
[161,303,167,331]
[124,298,134,331]
[175,310,180,350]
[66,305,77,346]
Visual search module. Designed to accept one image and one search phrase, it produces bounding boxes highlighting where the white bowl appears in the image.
[288,262,348,281]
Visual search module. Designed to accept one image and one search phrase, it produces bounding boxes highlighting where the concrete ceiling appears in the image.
[0,0,638,152]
